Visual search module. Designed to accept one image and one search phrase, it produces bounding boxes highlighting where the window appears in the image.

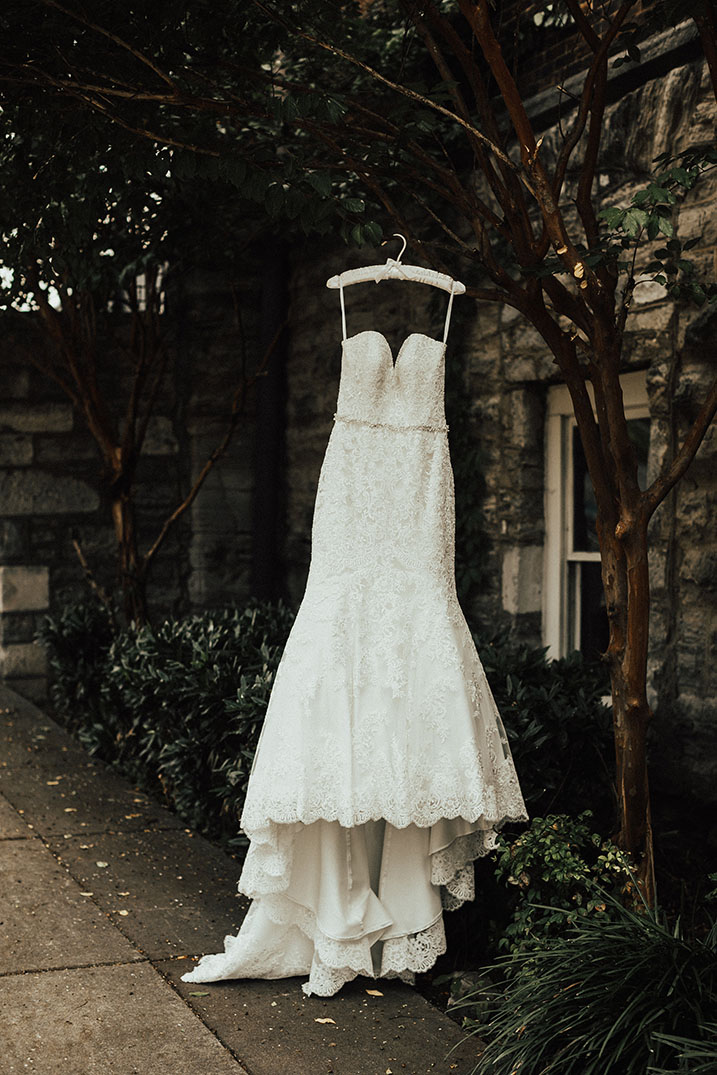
[543,371,649,661]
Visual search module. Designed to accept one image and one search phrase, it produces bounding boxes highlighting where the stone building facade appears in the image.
[0,22,715,823]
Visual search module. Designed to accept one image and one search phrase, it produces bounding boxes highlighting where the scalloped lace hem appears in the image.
[180,888,448,998]
[241,800,528,836]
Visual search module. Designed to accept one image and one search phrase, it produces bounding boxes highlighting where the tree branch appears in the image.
[643,372,717,519]
[41,0,178,90]
[142,320,285,568]
[252,0,536,193]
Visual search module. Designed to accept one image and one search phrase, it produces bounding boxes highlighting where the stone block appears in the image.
[0,520,27,560]
[0,642,47,678]
[501,545,543,616]
[0,612,40,645]
[0,566,49,612]
[8,676,46,703]
[628,301,675,334]
[129,415,179,456]
[0,471,99,515]
[1,366,31,399]
[0,434,32,466]
[33,434,98,464]
[679,548,717,590]
[633,276,668,305]
[0,402,73,434]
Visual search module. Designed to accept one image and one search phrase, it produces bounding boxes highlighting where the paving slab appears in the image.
[0,836,141,974]
[0,692,81,764]
[0,692,184,837]
[162,965,482,1075]
[48,828,247,959]
[1,961,248,1075]
[0,792,29,839]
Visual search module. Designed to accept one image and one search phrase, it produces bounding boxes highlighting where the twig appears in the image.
[71,536,116,623]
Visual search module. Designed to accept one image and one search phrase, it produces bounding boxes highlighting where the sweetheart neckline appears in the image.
[342,330,446,369]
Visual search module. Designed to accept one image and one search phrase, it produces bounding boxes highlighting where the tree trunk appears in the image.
[600,511,655,902]
[111,493,148,626]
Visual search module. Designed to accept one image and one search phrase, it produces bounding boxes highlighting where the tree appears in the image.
[0,106,275,624]
[1,0,716,896]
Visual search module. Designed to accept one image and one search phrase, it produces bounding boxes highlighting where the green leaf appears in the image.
[362,220,383,245]
[306,172,332,197]
[622,208,648,236]
[598,207,625,227]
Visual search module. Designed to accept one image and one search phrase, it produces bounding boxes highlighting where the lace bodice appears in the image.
[335,331,448,430]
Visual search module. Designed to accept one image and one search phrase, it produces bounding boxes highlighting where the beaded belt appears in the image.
[333,413,449,434]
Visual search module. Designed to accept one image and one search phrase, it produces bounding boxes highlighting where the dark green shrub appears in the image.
[39,600,294,849]
[454,897,717,1075]
[493,811,634,956]
[475,628,614,825]
[102,603,294,845]
[37,599,115,741]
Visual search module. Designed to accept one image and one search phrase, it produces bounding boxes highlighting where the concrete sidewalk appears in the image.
[0,687,482,1075]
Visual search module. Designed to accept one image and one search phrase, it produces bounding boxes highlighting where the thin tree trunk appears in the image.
[601,512,655,902]
[111,493,148,626]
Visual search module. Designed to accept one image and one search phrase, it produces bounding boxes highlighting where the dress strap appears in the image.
[443,283,456,344]
[339,279,348,342]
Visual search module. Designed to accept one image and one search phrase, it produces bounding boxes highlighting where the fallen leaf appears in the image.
[124,813,141,819]
[117,909,129,916]
[365,989,384,996]
[95,861,109,868]
[118,891,130,896]
[79,892,93,897]
[63,807,77,813]
[314,1017,336,1025]
[46,780,60,786]
[188,991,210,997]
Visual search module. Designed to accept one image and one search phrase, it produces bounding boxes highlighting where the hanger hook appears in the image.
[381,232,407,263]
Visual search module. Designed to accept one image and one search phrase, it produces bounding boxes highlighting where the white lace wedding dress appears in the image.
[182,310,527,997]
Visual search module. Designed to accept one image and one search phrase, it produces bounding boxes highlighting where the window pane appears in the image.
[572,417,650,551]
[578,561,609,661]
[572,426,599,552]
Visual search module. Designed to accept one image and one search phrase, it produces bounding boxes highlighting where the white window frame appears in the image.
[542,370,649,660]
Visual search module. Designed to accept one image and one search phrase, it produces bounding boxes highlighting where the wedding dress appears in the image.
[182,284,527,997]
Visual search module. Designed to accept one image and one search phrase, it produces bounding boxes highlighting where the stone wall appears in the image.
[0,268,262,698]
